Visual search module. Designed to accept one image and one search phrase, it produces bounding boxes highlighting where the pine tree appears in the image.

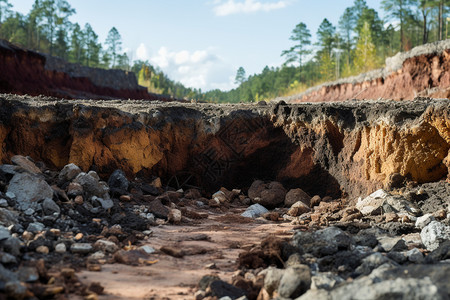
[382,0,415,51]
[0,0,12,24]
[354,22,377,72]
[281,22,312,70]
[105,27,122,67]
[235,67,247,84]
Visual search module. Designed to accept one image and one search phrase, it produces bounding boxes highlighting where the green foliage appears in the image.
[105,27,122,68]
[235,66,246,84]
[281,22,312,67]
[354,22,377,72]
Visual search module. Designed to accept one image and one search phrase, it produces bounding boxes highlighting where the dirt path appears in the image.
[78,207,295,299]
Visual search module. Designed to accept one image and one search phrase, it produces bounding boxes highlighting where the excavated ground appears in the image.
[0,95,449,300]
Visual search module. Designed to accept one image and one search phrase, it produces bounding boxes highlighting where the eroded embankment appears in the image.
[282,40,450,103]
[0,95,449,198]
[0,39,173,100]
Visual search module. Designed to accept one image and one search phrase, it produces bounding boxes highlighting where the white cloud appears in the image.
[136,43,149,61]
[149,46,237,91]
[213,0,289,16]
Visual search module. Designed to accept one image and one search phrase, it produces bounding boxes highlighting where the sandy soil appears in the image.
[78,207,295,299]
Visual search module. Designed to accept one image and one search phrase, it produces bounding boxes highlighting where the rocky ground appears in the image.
[0,153,449,300]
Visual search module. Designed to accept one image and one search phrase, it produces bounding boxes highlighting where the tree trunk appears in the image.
[422,11,428,44]
[439,1,443,40]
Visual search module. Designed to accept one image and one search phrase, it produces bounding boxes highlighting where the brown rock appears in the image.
[11,155,41,174]
[119,195,131,202]
[385,212,399,222]
[113,250,152,265]
[288,201,311,217]
[310,195,321,207]
[168,209,182,224]
[249,180,286,209]
[160,246,184,258]
[147,199,170,219]
[74,195,84,205]
[285,188,311,207]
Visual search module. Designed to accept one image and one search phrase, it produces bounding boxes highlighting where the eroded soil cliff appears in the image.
[282,40,450,103]
[0,95,449,199]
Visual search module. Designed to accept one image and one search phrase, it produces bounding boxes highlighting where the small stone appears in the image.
[406,248,424,263]
[168,209,182,224]
[94,239,119,254]
[27,222,45,233]
[36,245,49,254]
[68,182,84,198]
[212,191,229,203]
[24,208,35,216]
[415,213,435,229]
[151,177,162,188]
[433,209,447,220]
[288,201,311,217]
[119,195,131,202]
[58,163,82,182]
[385,212,398,222]
[108,169,129,192]
[139,245,156,254]
[55,243,67,253]
[61,268,75,278]
[71,243,93,254]
[0,226,11,241]
[49,228,61,236]
[44,286,64,296]
[241,204,269,218]
[42,198,60,215]
[87,264,102,271]
[17,266,39,282]
[262,267,285,296]
[74,195,84,205]
[208,198,221,207]
[0,199,8,207]
[74,233,84,241]
[310,195,321,207]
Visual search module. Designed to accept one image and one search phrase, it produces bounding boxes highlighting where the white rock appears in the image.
[55,243,67,253]
[415,213,435,229]
[420,221,450,251]
[356,189,389,215]
[139,245,156,254]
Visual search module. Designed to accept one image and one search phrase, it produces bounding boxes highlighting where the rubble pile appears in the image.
[0,153,449,299]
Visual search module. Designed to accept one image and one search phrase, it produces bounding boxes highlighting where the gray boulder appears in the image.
[108,169,129,192]
[278,264,311,298]
[420,221,450,251]
[7,173,53,211]
[42,198,60,215]
[58,163,82,183]
[241,204,269,218]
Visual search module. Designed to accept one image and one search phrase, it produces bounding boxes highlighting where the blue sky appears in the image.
[9,0,384,91]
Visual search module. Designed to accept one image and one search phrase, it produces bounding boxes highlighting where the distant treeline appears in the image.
[0,0,448,102]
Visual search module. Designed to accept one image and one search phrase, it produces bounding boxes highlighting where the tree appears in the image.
[382,0,414,51]
[68,23,84,63]
[317,18,336,56]
[354,22,377,72]
[0,0,12,24]
[353,0,369,18]
[84,23,100,67]
[105,27,122,67]
[281,22,312,71]
[235,66,246,84]
[339,7,356,66]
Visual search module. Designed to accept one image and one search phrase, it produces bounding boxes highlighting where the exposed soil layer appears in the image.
[280,40,450,103]
[0,95,449,200]
[0,39,175,101]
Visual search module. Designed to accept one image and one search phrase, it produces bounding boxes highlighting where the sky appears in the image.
[9,0,385,92]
